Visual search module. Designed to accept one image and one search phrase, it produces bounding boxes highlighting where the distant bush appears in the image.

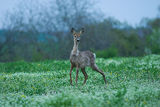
[146,29,160,54]
[95,46,118,58]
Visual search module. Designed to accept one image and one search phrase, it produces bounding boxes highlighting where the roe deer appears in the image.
[69,28,107,85]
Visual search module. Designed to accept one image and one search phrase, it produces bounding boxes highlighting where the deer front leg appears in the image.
[70,65,74,85]
[75,67,79,84]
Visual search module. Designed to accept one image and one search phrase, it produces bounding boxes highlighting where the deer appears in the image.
[69,28,107,85]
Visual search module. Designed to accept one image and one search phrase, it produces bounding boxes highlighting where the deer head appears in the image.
[71,28,84,43]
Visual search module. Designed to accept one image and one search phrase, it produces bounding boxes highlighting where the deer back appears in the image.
[70,51,95,68]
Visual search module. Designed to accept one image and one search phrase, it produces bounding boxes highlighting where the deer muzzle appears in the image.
[77,37,80,42]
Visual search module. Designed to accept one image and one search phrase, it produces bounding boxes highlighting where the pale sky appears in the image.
[0,0,160,28]
[97,0,160,26]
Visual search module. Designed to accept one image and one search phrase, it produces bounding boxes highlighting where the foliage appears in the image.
[0,55,160,106]
[95,46,118,58]
[0,1,160,62]
[146,29,160,54]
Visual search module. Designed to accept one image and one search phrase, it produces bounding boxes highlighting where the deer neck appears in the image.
[72,40,79,56]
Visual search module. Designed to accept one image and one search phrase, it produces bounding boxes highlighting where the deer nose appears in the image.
[77,38,80,42]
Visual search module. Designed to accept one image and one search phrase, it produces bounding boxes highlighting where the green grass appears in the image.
[0,55,160,107]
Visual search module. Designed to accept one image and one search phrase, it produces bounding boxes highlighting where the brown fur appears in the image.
[69,28,107,85]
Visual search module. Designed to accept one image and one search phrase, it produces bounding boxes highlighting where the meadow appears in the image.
[0,55,160,107]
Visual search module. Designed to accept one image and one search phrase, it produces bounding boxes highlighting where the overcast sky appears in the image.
[98,0,160,26]
[0,0,160,28]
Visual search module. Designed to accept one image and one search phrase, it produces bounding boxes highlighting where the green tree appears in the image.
[146,29,160,54]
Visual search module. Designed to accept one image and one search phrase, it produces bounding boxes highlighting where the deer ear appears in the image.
[71,28,75,34]
[80,28,84,34]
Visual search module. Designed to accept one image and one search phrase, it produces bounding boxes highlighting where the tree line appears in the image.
[0,0,160,62]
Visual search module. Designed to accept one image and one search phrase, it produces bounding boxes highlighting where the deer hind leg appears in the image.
[70,64,74,85]
[91,64,107,84]
[75,67,79,84]
[81,68,88,85]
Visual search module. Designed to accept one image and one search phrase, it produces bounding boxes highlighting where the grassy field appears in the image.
[0,55,160,107]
